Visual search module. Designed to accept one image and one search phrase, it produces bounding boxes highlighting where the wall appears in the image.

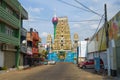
[0,50,4,67]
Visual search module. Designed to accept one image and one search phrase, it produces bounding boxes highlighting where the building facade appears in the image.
[46,34,52,53]
[87,11,120,76]
[0,0,28,68]
[20,28,27,66]
[26,28,41,66]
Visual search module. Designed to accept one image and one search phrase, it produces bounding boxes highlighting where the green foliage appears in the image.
[42,50,48,59]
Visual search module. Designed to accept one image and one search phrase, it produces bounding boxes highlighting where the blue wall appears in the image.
[47,52,77,64]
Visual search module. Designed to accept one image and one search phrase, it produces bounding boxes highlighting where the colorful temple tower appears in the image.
[52,17,72,52]
[73,33,79,52]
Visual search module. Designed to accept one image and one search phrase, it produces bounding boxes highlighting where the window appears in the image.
[61,44,63,46]
[61,40,63,43]
[5,26,13,36]
[27,41,32,47]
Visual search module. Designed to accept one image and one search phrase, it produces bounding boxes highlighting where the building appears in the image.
[78,41,87,62]
[46,34,52,53]
[52,17,72,52]
[0,0,28,68]
[26,28,41,66]
[87,11,120,76]
[20,28,27,66]
[73,33,79,52]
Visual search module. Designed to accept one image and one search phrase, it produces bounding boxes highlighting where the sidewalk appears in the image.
[91,69,120,80]
[0,65,30,74]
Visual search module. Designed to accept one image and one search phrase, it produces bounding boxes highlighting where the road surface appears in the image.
[0,62,113,80]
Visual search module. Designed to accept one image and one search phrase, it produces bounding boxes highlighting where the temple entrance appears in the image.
[58,51,66,62]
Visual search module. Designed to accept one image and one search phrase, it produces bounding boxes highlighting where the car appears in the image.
[48,60,56,65]
[78,59,104,69]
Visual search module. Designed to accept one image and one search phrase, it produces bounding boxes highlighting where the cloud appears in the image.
[113,0,120,6]
[92,0,99,2]
[28,7,44,13]
[72,23,81,28]
[90,24,98,29]
[40,32,49,38]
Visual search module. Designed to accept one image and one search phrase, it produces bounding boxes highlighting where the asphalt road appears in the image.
[0,62,113,80]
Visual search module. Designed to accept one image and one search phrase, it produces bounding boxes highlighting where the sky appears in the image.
[18,0,120,43]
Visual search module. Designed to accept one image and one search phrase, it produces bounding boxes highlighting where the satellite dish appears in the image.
[22,40,27,44]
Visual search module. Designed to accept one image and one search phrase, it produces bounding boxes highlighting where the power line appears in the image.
[28,17,100,23]
[92,14,104,40]
[74,0,102,17]
[69,19,99,22]
[57,0,90,12]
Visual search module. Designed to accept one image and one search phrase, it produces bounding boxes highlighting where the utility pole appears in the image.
[104,4,111,76]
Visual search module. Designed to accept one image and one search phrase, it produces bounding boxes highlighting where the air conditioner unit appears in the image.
[2,44,8,51]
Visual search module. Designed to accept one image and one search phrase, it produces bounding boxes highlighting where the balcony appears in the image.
[0,6,20,29]
[4,0,20,12]
[21,28,27,37]
[21,7,28,19]
[32,47,39,54]
[4,0,28,19]
[0,33,19,46]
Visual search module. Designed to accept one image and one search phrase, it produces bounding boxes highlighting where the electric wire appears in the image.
[74,0,102,17]
[57,0,90,12]
[69,19,99,23]
[92,14,104,38]
[28,18,100,23]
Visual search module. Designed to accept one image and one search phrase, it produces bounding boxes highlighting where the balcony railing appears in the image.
[21,7,28,19]
[21,28,27,37]
[0,33,19,46]
[0,6,20,28]
[4,0,20,12]
[4,0,28,19]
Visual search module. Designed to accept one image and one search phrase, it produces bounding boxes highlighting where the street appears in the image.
[0,62,109,80]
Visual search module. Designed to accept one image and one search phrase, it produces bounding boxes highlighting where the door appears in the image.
[4,51,15,68]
